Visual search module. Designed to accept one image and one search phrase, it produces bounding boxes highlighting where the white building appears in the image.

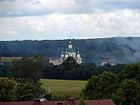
[49,40,82,65]
[60,41,82,64]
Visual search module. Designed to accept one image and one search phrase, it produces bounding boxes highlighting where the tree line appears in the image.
[0,56,140,105]
[0,57,125,80]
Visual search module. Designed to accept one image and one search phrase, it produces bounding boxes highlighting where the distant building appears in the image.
[100,57,118,66]
[49,57,62,65]
[60,41,82,64]
[49,40,82,65]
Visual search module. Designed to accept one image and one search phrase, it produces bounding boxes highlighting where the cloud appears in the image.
[0,9,140,40]
[0,0,15,2]
[0,0,140,16]
[0,0,140,40]
[0,28,16,35]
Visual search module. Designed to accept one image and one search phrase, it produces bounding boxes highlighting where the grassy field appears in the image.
[41,79,87,93]
[1,57,21,62]
[41,79,87,100]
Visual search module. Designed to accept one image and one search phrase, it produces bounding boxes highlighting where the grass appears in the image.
[41,79,87,93]
[41,79,87,100]
[1,57,21,62]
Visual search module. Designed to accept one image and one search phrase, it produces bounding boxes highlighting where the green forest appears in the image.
[0,37,140,64]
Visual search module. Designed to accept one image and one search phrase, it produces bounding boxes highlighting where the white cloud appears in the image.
[0,0,140,16]
[0,28,16,35]
[0,9,140,40]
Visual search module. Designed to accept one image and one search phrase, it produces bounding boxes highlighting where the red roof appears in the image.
[0,99,116,105]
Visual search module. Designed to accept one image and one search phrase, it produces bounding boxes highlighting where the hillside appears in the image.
[0,37,140,64]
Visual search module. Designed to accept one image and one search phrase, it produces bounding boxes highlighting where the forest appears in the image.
[0,37,140,64]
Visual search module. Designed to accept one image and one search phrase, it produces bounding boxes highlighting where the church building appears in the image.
[60,40,82,64]
[49,40,82,65]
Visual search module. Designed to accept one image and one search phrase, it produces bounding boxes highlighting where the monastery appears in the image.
[49,40,82,65]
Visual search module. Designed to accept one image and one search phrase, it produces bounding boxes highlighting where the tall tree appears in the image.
[11,55,45,84]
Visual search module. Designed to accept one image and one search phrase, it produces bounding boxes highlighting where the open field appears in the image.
[41,79,87,100]
[1,57,21,62]
[41,79,87,93]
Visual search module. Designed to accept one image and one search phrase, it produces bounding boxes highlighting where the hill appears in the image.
[0,37,140,64]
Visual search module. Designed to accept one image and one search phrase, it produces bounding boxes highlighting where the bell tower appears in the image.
[68,41,72,49]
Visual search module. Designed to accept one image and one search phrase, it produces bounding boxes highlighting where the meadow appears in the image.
[41,79,87,100]
[41,79,87,92]
[1,57,21,62]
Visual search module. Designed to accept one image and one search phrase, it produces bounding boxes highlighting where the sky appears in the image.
[0,0,140,40]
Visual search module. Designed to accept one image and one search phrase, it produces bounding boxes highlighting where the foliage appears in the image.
[62,57,79,69]
[83,71,119,99]
[1,56,125,80]
[83,62,140,105]
[120,62,140,82]
[115,79,140,105]
[11,55,45,84]
[15,81,46,100]
[43,57,124,80]
[11,56,47,100]
[0,78,16,101]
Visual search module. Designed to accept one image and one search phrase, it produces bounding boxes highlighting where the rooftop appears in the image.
[0,99,116,105]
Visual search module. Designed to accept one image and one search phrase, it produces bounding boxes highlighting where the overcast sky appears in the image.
[0,0,140,40]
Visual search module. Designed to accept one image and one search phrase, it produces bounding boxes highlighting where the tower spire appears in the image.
[69,35,72,40]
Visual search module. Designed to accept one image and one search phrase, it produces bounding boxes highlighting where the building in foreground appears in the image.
[0,98,116,105]
[49,40,82,65]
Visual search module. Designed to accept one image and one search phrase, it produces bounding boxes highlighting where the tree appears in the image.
[120,62,140,82]
[0,78,16,101]
[98,71,119,98]
[15,81,45,100]
[83,71,119,99]
[83,76,100,99]
[62,57,78,70]
[116,79,140,105]
[11,55,45,84]
[32,55,45,83]
[11,56,47,100]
